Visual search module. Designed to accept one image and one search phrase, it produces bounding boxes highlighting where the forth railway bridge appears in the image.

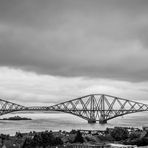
[0,94,148,124]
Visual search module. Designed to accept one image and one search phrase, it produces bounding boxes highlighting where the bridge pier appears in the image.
[99,120,107,124]
[99,113,107,124]
[88,119,96,123]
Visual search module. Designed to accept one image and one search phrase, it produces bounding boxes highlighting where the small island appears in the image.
[0,116,32,120]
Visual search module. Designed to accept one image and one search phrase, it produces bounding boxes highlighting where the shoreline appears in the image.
[0,126,148,147]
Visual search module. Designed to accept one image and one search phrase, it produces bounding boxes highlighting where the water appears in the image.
[0,111,148,135]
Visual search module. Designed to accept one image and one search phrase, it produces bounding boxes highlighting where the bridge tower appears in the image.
[88,95,96,123]
[99,95,107,124]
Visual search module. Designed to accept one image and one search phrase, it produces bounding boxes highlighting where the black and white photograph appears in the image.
[0,0,148,147]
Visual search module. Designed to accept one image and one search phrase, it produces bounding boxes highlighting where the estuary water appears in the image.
[0,111,148,135]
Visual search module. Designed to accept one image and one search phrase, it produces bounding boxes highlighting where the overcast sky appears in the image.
[0,0,148,106]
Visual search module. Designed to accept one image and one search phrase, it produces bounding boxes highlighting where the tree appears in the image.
[129,131,141,140]
[70,129,77,134]
[23,131,63,147]
[54,137,63,146]
[110,127,129,141]
[74,130,84,143]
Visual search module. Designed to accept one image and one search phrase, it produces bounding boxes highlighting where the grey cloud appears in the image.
[0,0,148,82]
[1,67,148,105]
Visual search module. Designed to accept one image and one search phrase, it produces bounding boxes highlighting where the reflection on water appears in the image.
[0,111,148,135]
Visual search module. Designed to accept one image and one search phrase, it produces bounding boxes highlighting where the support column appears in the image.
[99,95,107,124]
[88,95,96,124]
[99,118,107,124]
[88,119,96,123]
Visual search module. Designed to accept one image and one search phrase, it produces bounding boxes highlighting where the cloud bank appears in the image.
[0,0,148,104]
[0,67,148,106]
[0,0,148,82]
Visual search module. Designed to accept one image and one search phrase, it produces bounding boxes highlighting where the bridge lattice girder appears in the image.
[0,98,26,115]
[27,94,148,123]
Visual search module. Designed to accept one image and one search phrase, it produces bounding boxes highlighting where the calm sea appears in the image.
[0,111,148,135]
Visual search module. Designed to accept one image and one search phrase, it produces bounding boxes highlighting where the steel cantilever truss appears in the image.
[0,98,26,115]
[0,94,148,124]
[27,94,148,123]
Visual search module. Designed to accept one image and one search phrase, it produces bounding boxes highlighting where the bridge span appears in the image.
[0,94,148,124]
